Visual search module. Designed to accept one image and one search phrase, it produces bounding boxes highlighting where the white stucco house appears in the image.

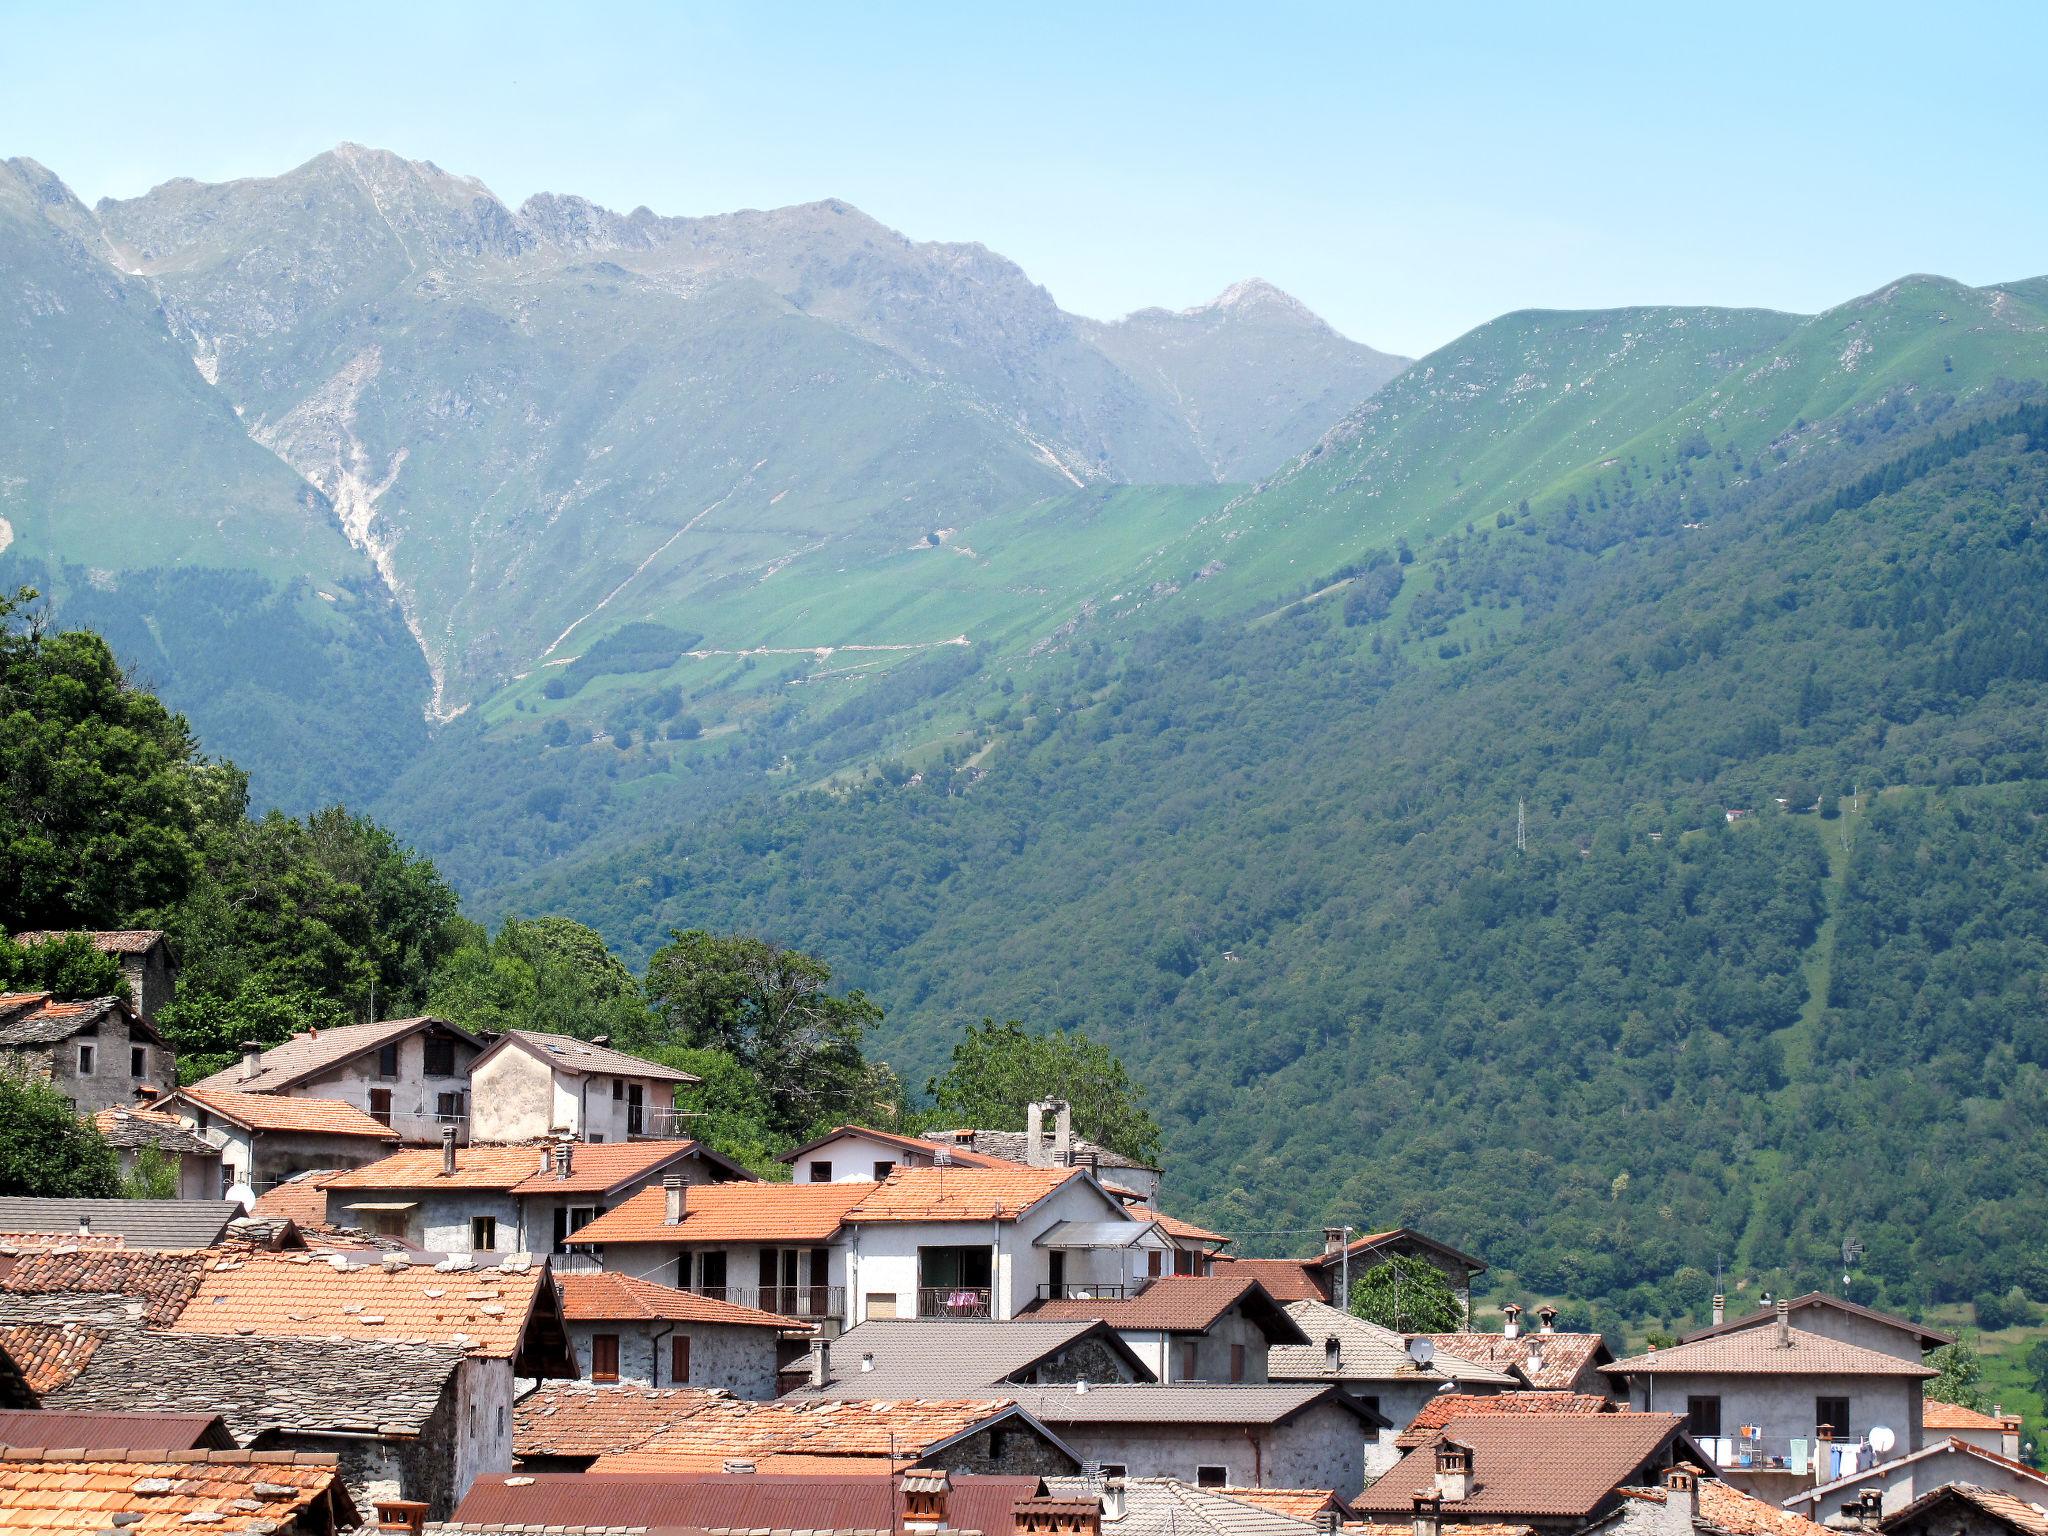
[466,1031,698,1144]
[189,1016,486,1143]
[164,1083,401,1205]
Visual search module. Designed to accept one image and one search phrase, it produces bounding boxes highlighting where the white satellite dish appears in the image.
[1869,1426,1896,1456]
[1408,1338,1436,1367]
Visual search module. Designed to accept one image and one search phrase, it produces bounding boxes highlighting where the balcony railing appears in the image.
[634,1108,695,1139]
[688,1284,846,1322]
[1696,1434,1875,1477]
[1035,1282,1135,1301]
[918,1286,993,1319]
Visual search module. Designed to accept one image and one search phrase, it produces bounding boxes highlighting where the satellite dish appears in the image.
[1870,1426,1896,1456]
[1408,1338,1436,1367]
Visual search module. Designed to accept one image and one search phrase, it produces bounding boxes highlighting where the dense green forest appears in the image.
[504,388,2048,1319]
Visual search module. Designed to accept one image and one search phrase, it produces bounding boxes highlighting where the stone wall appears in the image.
[1043,1398,1367,1497]
[566,1320,780,1398]
[930,1420,1082,1478]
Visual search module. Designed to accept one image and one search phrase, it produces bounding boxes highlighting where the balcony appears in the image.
[1696,1434,1876,1479]
[1036,1282,1135,1301]
[687,1283,845,1323]
[918,1286,993,1319]
[634,1107,696,1139]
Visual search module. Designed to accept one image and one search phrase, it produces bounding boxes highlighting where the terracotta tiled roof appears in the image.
[12,930,167,956]
[567,1181,876,1245]
[1881,1482,2048,1536]
[1421,1331,1613,1390]
[1125,1207,1231,1246]
[485,1030,699,1084]
[513,1382,724,1459]
[323,1139,711,1196]
[0,1447,354,1534]
[0,1250,208,1325]
[1350,1412,1688,1519]
[90,1107,215,1156]
[1029,1276,1301,1337]
[589,1396,1026,1469]
[1604,1325,1938,1378]
[1212,1257,1325,1302]
[1397,1391,1614,1447]
[553,1272,807,1331]
[173,1085,400,1140]
[778,1125,1025,1171]
[189,1016,477,1095]
[1921,1398,2010,1431]
[843,1166,1084,1223]
[0,995,132,1048]
[1220,1488,1347,1520]
[248,1170,339,1228]
[1313,1228,1487,1278]
[0,1324,105,1393]
[1682,1292,1953,1351]
[167,1250,549,1358]
[1616,1480,1833,1536]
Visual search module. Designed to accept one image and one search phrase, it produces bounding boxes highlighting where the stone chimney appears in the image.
[1026,1100,1048,1166]
[1712,1293,1725,1326]
[1501,1302,1522,1339]
[1324,1334,1342,1371]
[1661,1466,1697,1536]
[1434,1439,1472,1502]
[76,1214,90,1237]
[1999,1407,2023,1461]
[1323,1227,1347,1258]
[1775,1296,1790,1348]
[663,1175,685,1225]
[902,1468,951,1533]
[1412,1493,1444,1536]
[554,1137,573,1179]
[1536,1305,1557,1334]
[1103,1478,1128,1523]
[1052,1099,1073,1167]
[1314,1512,1338,1536]
[807,1336,830,1388]
[440,1125,457,1176]
[239,1041,263,1082]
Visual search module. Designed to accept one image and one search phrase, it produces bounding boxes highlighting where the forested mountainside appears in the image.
[509,391,2048,1317]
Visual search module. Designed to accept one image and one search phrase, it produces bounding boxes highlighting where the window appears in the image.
[1688,1396,1723,1439]
[590,1334,620,1382]
[1179,1342,1200,1380]
[1358,1396,1381,1421]
[130,1046,147,1077]
[376,1043,399,1078]
[1146,1248,1163,1278]
[76,1043,95,1075]
[368,1088,393,1126]
[1229,1343,1247,1384]
[1098,1464,1127,1479]
[437,1090,464,1120]
[471,1216,497,1252]
[874,1159,895,1179]
[1196,1466,1227,1489]
[809,1160,833,1183]
[987,1427,1008,1460]
[554,1206,598,1253]
[1816,1396,1851,1438]
[612,1079,624,1099]
[423,1037,456,1076]
[671,1334,692,1384]
[699,1250,728,1298]
[627,1082,644,1136]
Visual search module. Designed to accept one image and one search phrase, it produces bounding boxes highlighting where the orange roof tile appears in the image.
[1126,1207,1232,1246]
[248,1171,339,1228]
[1210,1256,1325,1302]
[167,1250,548,1358]
[1423,1331,1613,1390]
[514,1381,725,1459]
[173,1085,399,1140]
[1219,1487,1346,1519]
[779,1124,1027,1171]
[843,1167,1084,1223]
[569,1180,876,1245]
[1620,1479,1833,1536]
[0,1447,353,1534]
[1030,1275,1287,1333]
[0,1250,208,1326]
[322,1139,710,1196]
[1397,1391,1614,1448]
[554,1272,809,1331]
[589,1396,1022,1469]
[0,1324,105,1393]
[1922,1398,2010,1431]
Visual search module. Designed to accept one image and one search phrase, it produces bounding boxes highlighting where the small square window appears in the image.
[1196,1466,1227,1489]
[809,1161,833,1183]
[874,1160,895,1179]
[1816,1396,1851,1438]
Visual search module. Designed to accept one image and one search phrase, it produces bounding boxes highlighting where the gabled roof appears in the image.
[473,1029,698,1084]
[1397,1391,1615,1447]
[0,1447,356,1534]
[0,1249,209,1325]
[1006,1381,1386,1429]
[0,1199,238,1253]
[1787,1437,2048,1511]
[1213,1256,1325,1303]
[803,1318,1156,1395]
[1604,1324,1939,1378]
[1681,1292,1953,1352]
[553,1272,806,1331]
[1269,1303,1514,1385]
[322,1138,741,1197]
[248,1170,338,1228]
[1351,1412,1693,1519]
[586,1394,1078,1471]
[1420,1330,1614,1390]
[1027,1276,1308,1342]
[1122,1207,1231,1248]
[12,930,170,958]
[778,1124,1025,1171]
[91,1106,215,1156]
[1047,1475,1322,1536]
[1607,1478,1834,1536]
[1923,1398,2016,1432]
[933,1126,1159,1174]
[0,1408,234,1450]
[1313,1227,1488,1278]
[0,993,161,1049]
[171,1085,400,1141]
[189,1015,482,1095]
[1881,1481,2048,1536]
[0,1323,102,1394]
[567,1180,876,1245]
[843,1166,1107,1223]
[513,1382,726,1459]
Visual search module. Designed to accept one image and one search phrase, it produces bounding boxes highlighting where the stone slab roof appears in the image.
[0,995,133,1048]
[90,1107,216,1156]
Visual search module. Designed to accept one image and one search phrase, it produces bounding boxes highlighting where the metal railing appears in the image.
[635,1108,695,1139]
[1696,1434,1874,1476]
[687,1283,846,1322]
[1035,1282,1135,1301]
[918,1286,993,1319]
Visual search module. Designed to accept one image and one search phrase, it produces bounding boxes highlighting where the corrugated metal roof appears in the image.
[0,1408,234,1450]
[0,1199,237,1252]
[455,1471,1043,1534]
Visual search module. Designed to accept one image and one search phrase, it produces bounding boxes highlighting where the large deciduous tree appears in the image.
[924,1018,1161,1163]
[0,1074,118,1197]
[1347,1253,1464,1333]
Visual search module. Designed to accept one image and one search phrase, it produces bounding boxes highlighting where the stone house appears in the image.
[1787,1439,2048,1526]
[1026,1275,1308,1383]
[164,1084,400,1204]
[1684,1292,1954,1362]
[13,930,179,1019]
[920,1100,1163,1201]
[801,1317,1157,1395]
[90,1105,222,1200]
[0,992,175,1114]
[465,1030,698,1144]
[1881,1480,2048,1536]
[553,1269,805,1397]
[784,1124,1029,1183]
[191,1016,485,1143]
[319,1136,749,1253]
[1603,1300,1936,1503]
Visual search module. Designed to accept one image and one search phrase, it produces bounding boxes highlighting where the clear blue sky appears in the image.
[3,0,2041,357]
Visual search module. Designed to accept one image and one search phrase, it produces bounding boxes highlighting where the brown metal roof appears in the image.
[457,1471,1043,1534]
[1351,1412,1690,1519]
[0,1408,234,1450]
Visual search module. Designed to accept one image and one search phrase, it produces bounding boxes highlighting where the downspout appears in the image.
[652,1322,677,1386]
[1243,1427,1264,1486]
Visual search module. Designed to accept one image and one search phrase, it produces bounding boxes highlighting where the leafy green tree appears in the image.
[120,1146,179,1199]
[0,932,126,1001]
[643,931,891,1141]
[1348,1253,1464,1333]
[0,587,217,930]
[430,916,651,1042]
[924,1018,1162,1163]
[2025,1338,2048,1405]
[0,1073,118,1196]
[629,1043,787,1176]
[1927,1339,1989,1411]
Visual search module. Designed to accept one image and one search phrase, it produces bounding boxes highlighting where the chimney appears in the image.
[373,1500,428,1535]
[1324,1334,1342,1371]
[1501,1302,1522,1340]
[1314,1512,1339,1536]
[1052,1099,1073,1167]
[1855,1488,1883,1529]
[554,1137,573,1179]
[2000,1408,2022,1461]
[1026,1100,1048,1166]
[1712,1293,1725,1326]
[808,1336,830,1388]
[663,1175,685,1224]
[1323,1227,1347,1258]
[1103,1478,1128,1524]
[1536,1305,1558,1334]
[1526,1337,1546,1379]
[591,1034,611,1048]
[1412,1493,1444,1536]
[239,1041,263,1082]
[76,1214,90,1237]
[1434,1438,1472,1502]
[1661,1466,1697,1536]
[440,1125,457,1176]
[861,1351,875,1373]
[1775,1296,1790,1348]
[902,1468,951,1533]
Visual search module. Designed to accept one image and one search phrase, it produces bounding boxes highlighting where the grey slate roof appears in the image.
[1005,1382,1382,1427]
[1270,1300,1518,1385]
[945,1127,1156,1173]
[0,996,123,1048]
[0,1198,238,1251]
[805,1319,1156,1394]
[190,1015,479,1094]
[488,1030,698,1083]
[92,1109,215,1156]
[1046,1477,1317,1536]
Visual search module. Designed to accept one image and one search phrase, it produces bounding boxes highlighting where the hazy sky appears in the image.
[4,1,2041,357]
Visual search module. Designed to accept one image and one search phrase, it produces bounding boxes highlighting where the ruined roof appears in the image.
[0,1248,209,1321]
[588,1396,1058,1470]
[1881,1482,2048,1536]
[802,1319,1154,1395]
[514,1382,726,1460]
[456,1471,1045,1536]
[1681,1292,1953,1352]
[12,930,168,956]
[477,1029,699,1083]
[1396,1391,1614,1448]
[1350,1412,1690,1519]
[1419,1330,1613,1390]
[843,1166,1095,1223]
[1027,1276,1306,1341]
[172,1085,400,1140]
[567,1181,876,1245]
[0,1446,356,1534]
[89,1107,216,1156]
[188,1016,480,1095]
[1269,1301,1517,1386]
[1604,1324,1939,1378]
[553,1272,805,1331]
[0,1199,237,1253]
[324,1138,718,1197]
[0,1408,234,1451]
[167,1250,550,1358]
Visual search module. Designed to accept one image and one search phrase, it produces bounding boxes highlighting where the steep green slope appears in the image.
[507,389,2048,1314]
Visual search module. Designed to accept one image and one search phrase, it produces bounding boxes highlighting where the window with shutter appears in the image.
[671,1334,691,1384]
[591,1334,620,1382]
